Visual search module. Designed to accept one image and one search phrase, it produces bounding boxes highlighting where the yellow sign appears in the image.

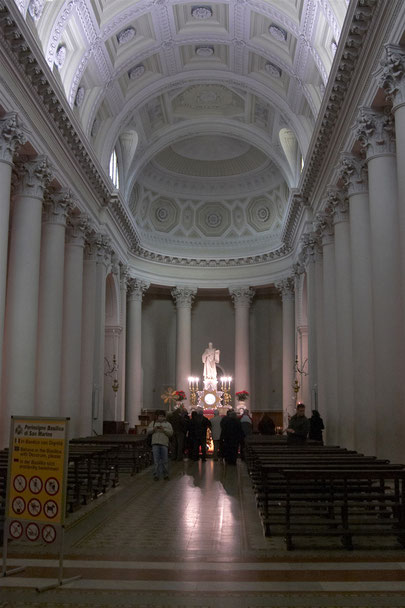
[7,418,68,530]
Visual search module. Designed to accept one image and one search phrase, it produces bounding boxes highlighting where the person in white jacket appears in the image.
[147,411,173,480]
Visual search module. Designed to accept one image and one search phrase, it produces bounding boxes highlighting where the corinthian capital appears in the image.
[301,232,320,264]
[314,208,334,246]
[275,277,295,301]
[171,286,197,308]
[128,278,150,302]
[0,113,26,164]
[326,187,349,225]
[43,188,75,226]
[229,286,255,307]
[379,44,405,109]
[355,107,395,158]
[339,153,368,196]
[14,155,52,199]
[119,264,131,289]
[66,213,88,246]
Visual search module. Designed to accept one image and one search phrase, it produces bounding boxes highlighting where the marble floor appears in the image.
[1,459,405,607]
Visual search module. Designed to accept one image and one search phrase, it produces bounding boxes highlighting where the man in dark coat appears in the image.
[286,403,310,444]
[220,410,244,464]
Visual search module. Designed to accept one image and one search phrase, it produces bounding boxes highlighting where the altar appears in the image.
[188,342,232,409]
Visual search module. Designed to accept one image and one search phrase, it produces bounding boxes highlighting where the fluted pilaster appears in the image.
[1,157,51,447]
[275,278,295,426]
[0,114,26,430]
[126,278,150,427]
[229,287,255,406]
[171,287,197,402]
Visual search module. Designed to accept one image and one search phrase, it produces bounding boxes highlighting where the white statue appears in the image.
[202,342,220,381]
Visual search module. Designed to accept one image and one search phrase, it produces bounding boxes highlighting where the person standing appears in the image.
[309,410,325,443]
[286,403,310,445]
[210,409,222,461]
[168,406,189,460]
[220,410,244,465]
[258,413,276,435]
[239,408,253,460]
[147,411,173,480]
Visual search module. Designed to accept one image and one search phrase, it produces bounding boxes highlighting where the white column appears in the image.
[301,234,318,411]
[171,287,197,404]
[275,278,295,426]
[126,278,149,428]
[293,265,308,405]
[356,108,403,460]
[36,190,72,417]
[0,114,25,407]
[380,45,405,331]
[118,265,129,422]
[93,235,111,435]
[340,154,376,455]
[314,245,325,417]
[315,209,338,446]
[229,287,255,408]
[60,214,87,437]
[79,233,98,437]
[331,190,354,449]
[1,157,51,447]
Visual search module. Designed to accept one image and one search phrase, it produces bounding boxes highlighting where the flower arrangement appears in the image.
[175,390,186,402]
[236,390,249,401]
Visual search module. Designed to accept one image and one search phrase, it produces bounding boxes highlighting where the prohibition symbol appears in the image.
[13,474,27,492]
[42,524,57,543]
[29,475,43,494]
[26,522,40,541]
[27,498,42,517]
[9,520,23,539]
[45,477,59,496]
[12,496,26,515]
[44,499,58,519]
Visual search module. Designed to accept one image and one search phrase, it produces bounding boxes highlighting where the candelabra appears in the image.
[220,376,232,407]
[188,376,199,406]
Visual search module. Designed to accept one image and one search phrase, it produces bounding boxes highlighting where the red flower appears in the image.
[236,390,249,401]
[175,390,186,401]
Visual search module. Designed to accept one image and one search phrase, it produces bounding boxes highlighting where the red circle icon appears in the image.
[9,520,23,540]
[42,524,57,544]
[26,522,40,542]
[13,474,27,493]
[27,498,42,517]
[45,477,59,496]
[29,476,43,494]
[12,496,26,515]
[44,499,58,519]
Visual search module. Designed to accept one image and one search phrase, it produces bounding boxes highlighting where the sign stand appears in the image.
[1,416,82,591]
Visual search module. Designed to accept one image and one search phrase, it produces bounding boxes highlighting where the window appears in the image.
[109,149,119,189]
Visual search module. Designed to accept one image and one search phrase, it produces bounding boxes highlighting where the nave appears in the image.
[2,460,405,608]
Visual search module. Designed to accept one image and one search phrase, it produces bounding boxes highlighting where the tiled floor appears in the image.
[1,459,405,607]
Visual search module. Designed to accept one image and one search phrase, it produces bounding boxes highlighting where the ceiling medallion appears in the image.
[75,87,85,107]
[257,207,270,222]
[191,6,213,20]
[129,65,145,80]
[269,24,287,42]
[196,46,214,57]
[28,0,44,21]
[155,207,169,222]
[55,45,66,69]
[206,212,222,227]
[117,27,136,45]
[265,62,282,78]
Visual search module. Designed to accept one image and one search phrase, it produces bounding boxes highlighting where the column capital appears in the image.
[13,155,52,199]
[326,187,349,225]
[229,286,255,307]
[66,213,88,246]
[339,153,368,196]
[379,44,405,110]
[355,107,395,159]
[0,113,26,164]
[314,208,334,247]
[119,264,131,290]
[43,188,75,226]
[171,286,197,308]
[128,278,150,302]
[275,277,295,301]
[301,232,320,265]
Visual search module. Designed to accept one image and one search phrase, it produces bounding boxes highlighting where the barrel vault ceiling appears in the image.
[16,0,348,260]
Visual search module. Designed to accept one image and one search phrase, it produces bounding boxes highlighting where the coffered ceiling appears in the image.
[17,0,348,260]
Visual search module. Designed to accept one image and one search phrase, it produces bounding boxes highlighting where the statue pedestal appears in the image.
[203,379,218,392]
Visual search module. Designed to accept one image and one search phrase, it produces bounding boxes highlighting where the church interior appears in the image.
[2,0,405,606]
